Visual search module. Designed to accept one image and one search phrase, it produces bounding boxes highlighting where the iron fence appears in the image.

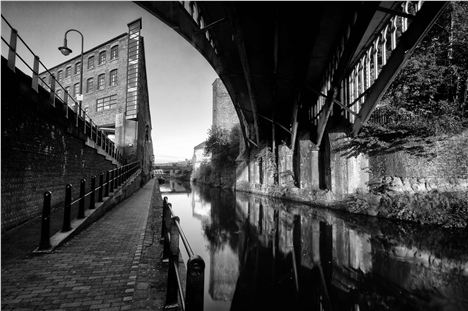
[161,197,205,311]
[1,14,122,163]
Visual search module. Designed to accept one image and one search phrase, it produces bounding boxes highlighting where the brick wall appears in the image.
[2,58,117,231]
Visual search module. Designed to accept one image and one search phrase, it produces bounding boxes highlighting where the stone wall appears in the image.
[2,59,117,231]
[369,131,468,193]
[212,78,239,131]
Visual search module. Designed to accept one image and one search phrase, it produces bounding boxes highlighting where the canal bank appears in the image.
[162,180,468,311]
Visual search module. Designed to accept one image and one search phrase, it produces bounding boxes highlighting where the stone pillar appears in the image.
[328,131,369,198]
[298,138,320,190]
[278,144,294,186]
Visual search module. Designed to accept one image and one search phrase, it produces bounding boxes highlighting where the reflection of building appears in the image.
[209,244,239,301]
[40,18,153,179]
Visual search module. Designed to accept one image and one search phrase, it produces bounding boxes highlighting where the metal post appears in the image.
[105,171,109,197]
[32,55,40,92]
[109,170,114,193]
[78,178,86,219]
[38,191,52,250]
[89,176,96,209]
[7,28,17,72]
[62,184,72,232]
[113,168,118,189]
[186,255,205,311]
[49,75,56,107]
[166,216,180,307]
[98,173,103,202]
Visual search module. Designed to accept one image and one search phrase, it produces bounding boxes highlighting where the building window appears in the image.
[65,86,71,102]
[74,62,81,75]
[96,94,117,112]
[97,74,105,90]
[109,69,118,86]
[110,45,118,60]
[65,66,71,78]
[86,77,94,93]
[88,56,94,70]
[57,70,63,81]
[98,51,106,65]
[73,83,80,97]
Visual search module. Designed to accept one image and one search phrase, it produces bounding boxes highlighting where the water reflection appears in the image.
[162,181,468,311]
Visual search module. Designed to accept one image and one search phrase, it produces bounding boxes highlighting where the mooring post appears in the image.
[98,173,104,202]
[186,255,205,311]
[105,171,109,197]
[78,178,86,219]
[89,176,96,209]
[38,191,52,250]
[62,184,72,232]
[165,216,180,308]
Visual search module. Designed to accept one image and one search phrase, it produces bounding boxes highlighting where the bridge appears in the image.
[139,1,447,198]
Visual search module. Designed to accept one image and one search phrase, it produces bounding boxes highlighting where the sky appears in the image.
[1,1,218,163]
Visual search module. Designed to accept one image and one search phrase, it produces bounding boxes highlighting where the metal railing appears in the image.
[38,161,140,250]
[1,14,122,163]
[161,197,205,311]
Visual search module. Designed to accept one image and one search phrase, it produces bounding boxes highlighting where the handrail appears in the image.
[162,197,205,311]
[1,14,122,163]
[38,161,141,250]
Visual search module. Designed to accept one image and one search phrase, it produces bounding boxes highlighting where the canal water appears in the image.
[160,180,468,311]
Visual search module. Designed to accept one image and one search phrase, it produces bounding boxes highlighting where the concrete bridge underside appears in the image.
[138,1,447,197]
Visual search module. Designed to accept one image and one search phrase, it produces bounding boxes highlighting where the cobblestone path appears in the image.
[1,179,166,311]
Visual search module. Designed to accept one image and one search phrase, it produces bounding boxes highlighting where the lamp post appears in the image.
[58,29,84,120]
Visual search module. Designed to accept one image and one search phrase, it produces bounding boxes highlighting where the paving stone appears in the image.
[1,180,168,310]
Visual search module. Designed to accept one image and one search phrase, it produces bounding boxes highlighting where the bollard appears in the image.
[162,202,172,260]
[165,216,180,308]
[186,255,205,311]
[109,170,114,193]
[38,191,52,250]
[62,184,72,232]
[169,216,180,256]
[89,176,96,209]
[105,171,109,197]
[98,173,104,202]
[78,178,86,219]
[161,197,168,242]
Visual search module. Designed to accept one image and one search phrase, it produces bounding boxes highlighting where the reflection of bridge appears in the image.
[139,2,446,197]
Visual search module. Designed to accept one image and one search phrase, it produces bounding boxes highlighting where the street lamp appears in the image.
[58,29,84,119]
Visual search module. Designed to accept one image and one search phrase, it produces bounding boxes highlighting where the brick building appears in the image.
[39,18,153,179]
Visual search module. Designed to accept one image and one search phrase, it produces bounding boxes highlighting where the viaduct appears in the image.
[138,1,448,199]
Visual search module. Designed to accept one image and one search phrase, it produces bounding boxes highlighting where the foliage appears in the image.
[353,2,468,153]
[204,125,241,169]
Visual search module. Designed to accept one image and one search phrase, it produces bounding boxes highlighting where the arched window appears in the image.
[57,70,63,81]
[74,62,81,75]
[110,45,118,60]
[65,66,71,78]
[97,74,105,90]
[86,77,94,93]
[88,55,94,70]
[109,69,118,86]
[98,51,106,65]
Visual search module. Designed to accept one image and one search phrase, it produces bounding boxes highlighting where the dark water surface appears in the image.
[160,180,468,311]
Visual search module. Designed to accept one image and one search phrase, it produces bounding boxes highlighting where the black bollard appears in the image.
[109,170,114,193]
[165,216,180,308]
[89,176,96,209]
[62,184,72,232]
[186,255,205,311]
[98,173,104,202]
[105,171,109,197]
[78,179,86,219]
[38,191,52,250]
